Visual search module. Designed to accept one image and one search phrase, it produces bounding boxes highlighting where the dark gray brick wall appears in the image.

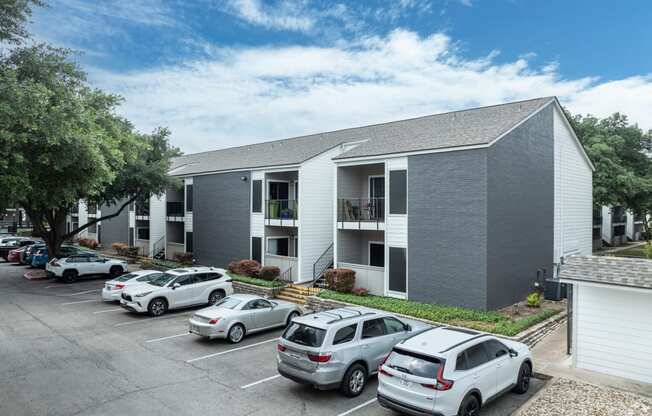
[486,105,554,309]
[98,200,129,247]
[193,172,251,267]
[407,150,488,310]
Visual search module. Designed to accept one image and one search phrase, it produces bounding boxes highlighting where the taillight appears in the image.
[307,353,332,363]
[423,365,454,391]
[115,283,125,289]
[208,318,220,324]
[277,344,286,352]
[379,367,393,377]
[378,353,392,374]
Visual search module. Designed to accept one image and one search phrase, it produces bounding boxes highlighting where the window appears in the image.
[385,349,442,378]
[185,232,193,253]
[388,247,407,293]
[464,343,490,369]
[203,273,222,281]
[362,318,386,339]
[282,323,326,347]
[185,185,193,212]
[254,299,273,309]
[333,324,358,345]
[268,181,289,200]
[251,237,262,263]
[482,339,509,360]
[267,237,289,256]
[67,256,88,263]
[252,180,262,213]
[173,275,195,286]
[456,352,469,371]
[137,227,150,240]
[389,170,407,214]
[369,242,384,267]
[382,317,406,334]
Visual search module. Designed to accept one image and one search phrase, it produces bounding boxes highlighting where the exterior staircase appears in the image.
[276,284,321,305]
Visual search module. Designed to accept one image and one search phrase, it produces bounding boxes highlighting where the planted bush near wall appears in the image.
[324,269,356,293]
[78,238,98,249]
[174,252,193,265]
[258,266,280,281]
[228,259,261,277]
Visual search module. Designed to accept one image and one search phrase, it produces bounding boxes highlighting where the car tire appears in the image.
[457,394,481,416]
[109,266,123,278]
[227,323,245,344]
[147,298,168,317]
[208,289,225,305]
[286,311,300,327]
[340,363,367,397]
[512,362,532,394]
[62,270,78,283]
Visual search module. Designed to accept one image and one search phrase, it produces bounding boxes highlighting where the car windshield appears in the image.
[147,273,177,287]
[385,349,442,379]
[282,323,326,347]
[136,272,163,282]
[113,272,139,282]
[213,297,242,309]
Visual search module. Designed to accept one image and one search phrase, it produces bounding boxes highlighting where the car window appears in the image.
[149,273,176,287]
[362,318,386,339]
[385,349,442,378]
[174,275,195,286]
[456,352,469,371]
[383,317,406,334]
[214,297,242,309]
[482,339,509,360]
[91,257,105,263]
[255,299,272,309]
[333,324,358,345]
[464,343,490,369]
[282,323,326,347]
[136,273,162,282]
[243,300,257,310]
[67,256,88,263]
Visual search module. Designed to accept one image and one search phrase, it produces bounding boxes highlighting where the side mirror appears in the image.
[509,348,518,358]
[404,324,412,332]
[172,283,181,289]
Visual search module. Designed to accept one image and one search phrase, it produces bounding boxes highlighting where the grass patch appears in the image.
[227,272,283,288]
[140,258,188,270]
[318,290,560,337]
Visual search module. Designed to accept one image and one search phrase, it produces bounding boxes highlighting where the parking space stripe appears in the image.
[240,374,281,389]
[92,308,123,314]
[145,333,191,343]
[114,313,191,327]
[60,299,98,306]
[185,338,278,363]
[61,289,101,296]
[336,398,377,416]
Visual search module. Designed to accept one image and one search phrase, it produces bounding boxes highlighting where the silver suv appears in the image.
[276,307,429,397]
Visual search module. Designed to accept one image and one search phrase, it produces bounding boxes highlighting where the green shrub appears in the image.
[258,266,280,281]
[645,243,652,259]
[174,252,193,265]
[227,272,283,288]
[228,259,261,277]
[526,292,541,308]
[324,269,356,293]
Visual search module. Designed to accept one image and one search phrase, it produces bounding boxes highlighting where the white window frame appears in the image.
[266,236,290,257]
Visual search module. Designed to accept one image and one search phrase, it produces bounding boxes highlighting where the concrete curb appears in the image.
[23,270,49,280]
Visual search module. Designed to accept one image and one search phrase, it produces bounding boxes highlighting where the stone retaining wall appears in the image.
[233,281,283,298]
[306,295,566,347]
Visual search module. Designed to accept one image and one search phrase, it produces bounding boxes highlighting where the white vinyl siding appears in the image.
[385,157,407,248]
[553,106,593,266]
[574,285,652,384]
[149,194,166,253]
[251,170,264,238]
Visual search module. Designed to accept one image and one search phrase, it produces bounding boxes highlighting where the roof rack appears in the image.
[326,312,375,324]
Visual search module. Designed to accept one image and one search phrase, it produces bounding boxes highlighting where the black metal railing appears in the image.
[634,214,646,223]
[149,234,166,259]
[312,242,334,282]
[166,201,184,217]
[136,204,150,217]
[266,200,298,226]
[87,204,97,215]
[338,198,384,223]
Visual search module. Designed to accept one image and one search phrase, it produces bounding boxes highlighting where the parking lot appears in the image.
[0,262,545,416]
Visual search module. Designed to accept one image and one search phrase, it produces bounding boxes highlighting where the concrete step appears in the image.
[276,294,307,305]
[282,287,316,297]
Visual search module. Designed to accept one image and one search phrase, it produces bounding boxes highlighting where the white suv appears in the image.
[377,327,532,416]
[120,267,234,316]
[46,253,128,282]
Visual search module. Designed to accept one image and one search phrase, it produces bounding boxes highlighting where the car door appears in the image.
[359,318,393,371]
[382,316,411,344]
[200,272,223,302]
[462,341,497,402]
[482,339,514,393]
[239,300,262,329]
[87,256,107,274]
[169,275,197,308]
[253,299,277,328]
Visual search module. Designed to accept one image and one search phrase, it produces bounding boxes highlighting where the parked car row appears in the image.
[0,236,38,261]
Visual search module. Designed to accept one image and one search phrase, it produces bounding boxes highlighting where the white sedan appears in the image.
[189,294,302,343]
[102,270,163,302]
[46,253,128,282]
[120,267,234,316]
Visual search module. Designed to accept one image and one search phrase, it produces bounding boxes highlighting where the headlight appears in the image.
[134,291,153,298]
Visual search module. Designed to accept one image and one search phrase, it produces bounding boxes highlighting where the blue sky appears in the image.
[29,0,652,153]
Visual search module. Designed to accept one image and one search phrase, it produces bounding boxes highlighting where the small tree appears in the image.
[0,0,44,44]
[0,45,180,256]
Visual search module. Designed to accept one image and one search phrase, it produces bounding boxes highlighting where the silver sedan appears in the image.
[188,294,302,343]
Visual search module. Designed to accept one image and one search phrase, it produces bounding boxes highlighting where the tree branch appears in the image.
[63,195,138,240]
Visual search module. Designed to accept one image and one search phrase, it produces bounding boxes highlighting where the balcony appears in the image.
[136,205,150,218]
[166,201,185,220]
[87,204,97,216]
[265,199,298,227]
[612,207,626,224]
[337,198,385,230]
[593,215,602,227]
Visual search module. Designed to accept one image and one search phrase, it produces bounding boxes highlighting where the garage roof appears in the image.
[559,255,652,290]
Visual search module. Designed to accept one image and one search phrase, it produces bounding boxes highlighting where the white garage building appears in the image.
[560,255,652,384]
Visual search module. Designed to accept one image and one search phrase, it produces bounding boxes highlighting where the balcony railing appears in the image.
[593,216,602,226]
[612,207,626,224]
[87,205,97,215]
[266,200,298,220]
[338,198,385,223]
[167,201,185,217]
[136,205,150,217]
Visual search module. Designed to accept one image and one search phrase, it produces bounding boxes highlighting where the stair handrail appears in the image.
[311,242,334,284]
[270,266,293,295]
[149,234,166,259]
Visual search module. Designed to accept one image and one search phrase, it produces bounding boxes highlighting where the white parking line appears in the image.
[45,285,69,289]
[114,314,190,327]
[92,308,123,314]
[336,398,377,416]
[61,289,101,296]
[60,299,98,306]
[145,333,191,343]
[185,338,278,363]
[240,374,281,389]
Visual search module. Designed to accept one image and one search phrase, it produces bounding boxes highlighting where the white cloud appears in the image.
[223,0,317,32]
[87,29,651,153]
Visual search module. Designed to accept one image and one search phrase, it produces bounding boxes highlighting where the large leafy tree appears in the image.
[0,44,180,256]
[567,110,652,232]
[0,0,43,44]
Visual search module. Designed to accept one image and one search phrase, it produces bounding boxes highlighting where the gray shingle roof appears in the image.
[169,96,554,176]
[559,255,652,290]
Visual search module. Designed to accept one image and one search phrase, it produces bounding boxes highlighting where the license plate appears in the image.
[399,378,411,387]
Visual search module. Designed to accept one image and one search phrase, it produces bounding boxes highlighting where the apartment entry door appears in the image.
[369,176,385,219]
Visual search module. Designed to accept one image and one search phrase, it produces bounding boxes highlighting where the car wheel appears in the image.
[512,362,532,394]
[208,289,225,305]
[341,363,367,397]
[286,311,300,327]
[147,298,168,317]
[62,270,78,283]
[457,394,481,416]
[109,266,123,278]
[227,323,245,344]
